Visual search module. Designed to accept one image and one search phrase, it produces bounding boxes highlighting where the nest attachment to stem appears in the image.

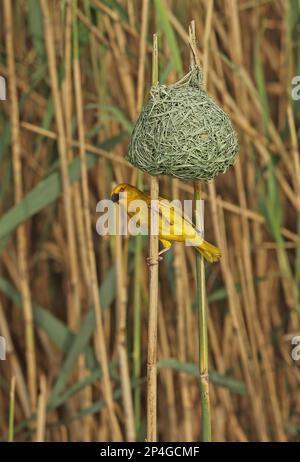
[127,66,239,182]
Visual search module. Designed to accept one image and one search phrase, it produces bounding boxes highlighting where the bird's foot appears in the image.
[146,255,163,266]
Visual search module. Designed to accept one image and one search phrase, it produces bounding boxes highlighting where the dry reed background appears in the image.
[0,0,300,442]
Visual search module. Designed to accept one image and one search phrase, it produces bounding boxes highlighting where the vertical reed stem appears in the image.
[8,376,16,442]
[4,0,37,411]
[173,181,193,441]
[189,20,211,442]
[40,0,81,333]
[72,0,122,441]
[134,0,149,437]
[133,169,143,434]
[36,375,47,442]
[146,33,159,443]
[194,182,211,442]
[115,216,136,442]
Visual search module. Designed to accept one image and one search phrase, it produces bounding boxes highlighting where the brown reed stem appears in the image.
[64,0,90,307]
[133,0,149,437]
[40,0,81,331]
[72,0,122,441]
[157,300,178,440]
[189,18,211,442]
[36,375,47,442]
[172,181,193,441]
[137,0,150,111]
[146,34,159,442]
[0,301,30,418]
[4,0,37,411]
[8,375,16,442]
[115,219,136,441]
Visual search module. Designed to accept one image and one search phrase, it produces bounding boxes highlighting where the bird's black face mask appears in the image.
[111,193,119,203]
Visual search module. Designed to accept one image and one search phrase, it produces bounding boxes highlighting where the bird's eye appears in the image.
[119,187,125,192]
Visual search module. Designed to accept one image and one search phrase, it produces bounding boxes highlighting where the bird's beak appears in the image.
[111,192,119,203]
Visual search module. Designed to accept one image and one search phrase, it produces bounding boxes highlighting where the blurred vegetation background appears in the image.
[0,0,300,442]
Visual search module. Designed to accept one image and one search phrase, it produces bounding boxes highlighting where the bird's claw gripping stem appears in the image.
[146,255,163,266]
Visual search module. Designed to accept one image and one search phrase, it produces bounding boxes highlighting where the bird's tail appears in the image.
[195,240,221,263]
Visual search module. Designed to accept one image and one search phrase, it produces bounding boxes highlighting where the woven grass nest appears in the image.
[127,66,239,182]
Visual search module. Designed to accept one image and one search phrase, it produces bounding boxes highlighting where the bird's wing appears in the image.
[165,200,197,239]
[144,197,197,239]
[158,196,204,236]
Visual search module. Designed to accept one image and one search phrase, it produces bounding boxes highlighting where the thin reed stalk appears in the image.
[0,301,30,418]
[133,171,143,438]
[72,0,122,441]
[64,0,91,304]
[8,376,16,442]
[146,34,159,442]
[64,1,93,435]
[40,0,81,331]
[115,218,136,442]
[133,0,149,438]
[157,299,178,440]
[133,181,143,435]
[217,204,269,441]
[36,375,47,442]
[4,0,37,411]
[194,182,211,442]
[189,19,211,442]
[286,104,300,315]
[173,181,193,441]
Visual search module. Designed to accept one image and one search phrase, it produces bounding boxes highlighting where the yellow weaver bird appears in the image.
[111,183,221,263]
